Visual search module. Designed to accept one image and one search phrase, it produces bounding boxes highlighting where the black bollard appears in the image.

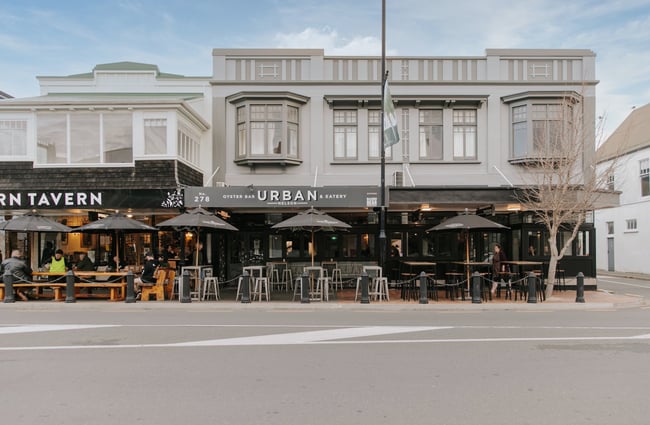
[125,270,136,303]
[3,273,15,303]
[65,270,76,303]
[180,270,192,303]
[240,271,251,303]
[360,271,370,304]
[471,272,482,304]
[419,271,428,304]
[527,272,537,303]
[575,272,585,303]
[300,272,310,304]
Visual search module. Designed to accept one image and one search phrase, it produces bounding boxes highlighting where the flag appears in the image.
[383,79,400,149]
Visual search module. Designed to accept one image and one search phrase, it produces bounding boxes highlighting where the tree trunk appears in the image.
[546,256,557,299]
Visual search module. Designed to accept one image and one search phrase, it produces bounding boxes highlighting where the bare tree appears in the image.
[516,92,620,297]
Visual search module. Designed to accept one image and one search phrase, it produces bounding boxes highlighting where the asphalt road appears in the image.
[2,288,650,425]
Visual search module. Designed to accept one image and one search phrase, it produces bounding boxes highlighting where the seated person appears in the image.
[107,255,125,272]
[134,252,158,299]
[74,252,95,271]
[0,249,33,301]
[44,249,69,282]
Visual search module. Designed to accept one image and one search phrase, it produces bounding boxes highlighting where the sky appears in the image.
[1,0,649,140]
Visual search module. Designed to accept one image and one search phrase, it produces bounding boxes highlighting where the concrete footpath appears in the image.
[4,270,648,311]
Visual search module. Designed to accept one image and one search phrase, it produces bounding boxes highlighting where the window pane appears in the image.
[334,129,346,158]
[70,113,100,163]
[513,121,527,157]
[369,127,380,158]
[288,123,298,157]
[238,123,247,156]
[144,118,167,155]
[0,120,27,156]
[642,176,650,197]
[419,125,442,159]
[251,122,265,155]
[104,112,132,163]
[346,130,357,158]
[37,113,67,164]
[267,121,281,154]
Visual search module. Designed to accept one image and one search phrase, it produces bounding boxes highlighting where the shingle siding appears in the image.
[0,160,202,190]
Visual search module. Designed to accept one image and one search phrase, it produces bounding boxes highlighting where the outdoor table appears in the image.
[181,265,213,300]
[450,261,491,290]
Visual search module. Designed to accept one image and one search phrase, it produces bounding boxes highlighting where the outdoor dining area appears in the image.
[2,207,555,305]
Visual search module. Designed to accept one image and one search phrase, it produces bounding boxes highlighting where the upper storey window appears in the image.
[504,91,581,164]
[230,92,308,166]
[36,111,133,164]
[0,119,27,157]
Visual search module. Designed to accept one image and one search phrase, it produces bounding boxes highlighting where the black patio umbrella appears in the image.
[428,212,509,282]
[0,212,73,233]
[156,207,238,267]
[75,212,158,265]
[271,207,351,266]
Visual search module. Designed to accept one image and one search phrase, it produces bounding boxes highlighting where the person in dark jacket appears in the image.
[1,249,33,301]
[491,243,508,295]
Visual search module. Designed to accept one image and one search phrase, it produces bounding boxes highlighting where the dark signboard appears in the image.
[185,186,380,209]
[0,189,183,210]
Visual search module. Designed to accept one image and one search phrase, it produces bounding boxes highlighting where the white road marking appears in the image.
[173,326,446,346]
[0,325,649,351]
[0,324,116,334]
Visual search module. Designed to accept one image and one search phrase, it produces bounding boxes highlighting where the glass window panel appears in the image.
[144,118,167,155]
[513,121,527,157]
[0,120,27,156]
[369,127,380,158]
[37,113,67,164]
[288,123,298,157]
[268,235,283,259]
[238,123,247,156]
[251,122,265,155]
[268,121,281,154]
[341,234,357,258]
[419,125,443,159]
[345,129,357,158]
[103,112,132,163]
[70,113,100,163]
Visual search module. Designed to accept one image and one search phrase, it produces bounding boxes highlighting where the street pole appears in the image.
[379,0,387,275]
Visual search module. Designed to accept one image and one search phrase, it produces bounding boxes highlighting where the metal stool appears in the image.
[203,276,220,300]
[252,277,270,301]
[331,268,343,291]
[282,268,293,291]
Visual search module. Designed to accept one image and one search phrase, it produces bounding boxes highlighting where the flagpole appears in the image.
[379,0,387,276]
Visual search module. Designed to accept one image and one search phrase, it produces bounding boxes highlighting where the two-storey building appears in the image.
[1,48,600,280]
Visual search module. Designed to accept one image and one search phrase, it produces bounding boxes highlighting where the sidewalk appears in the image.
[597,269,650,281]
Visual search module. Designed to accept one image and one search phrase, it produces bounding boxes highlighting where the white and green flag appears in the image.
[383,79,400,149]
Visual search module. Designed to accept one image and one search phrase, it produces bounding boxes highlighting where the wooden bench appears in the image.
[0,283,66,301]
[73,283,127,301]
[1,282,127,302]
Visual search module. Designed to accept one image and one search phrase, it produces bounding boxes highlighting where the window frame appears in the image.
[418,108,443,160]
[504,92,581,164]
[640,158,649,197]
[333,109,358,160]
[229,93,307,166]
[452,109,477,160]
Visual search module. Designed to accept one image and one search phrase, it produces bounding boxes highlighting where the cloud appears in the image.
[273,27,391,56]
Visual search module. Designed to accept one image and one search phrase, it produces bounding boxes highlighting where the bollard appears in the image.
[125,270,136,303]
[3,273,15,303]
[419,271,428,304]
[240,271,251,303]
[300,272,310,304]
[180,270,192,303]
[360,271,370,304]
[527,272,537,303]
[471,272,482,304]
[575,272,585,303]
[65,270,76,303]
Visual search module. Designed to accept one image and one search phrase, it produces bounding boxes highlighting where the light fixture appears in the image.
[506,204,521,211]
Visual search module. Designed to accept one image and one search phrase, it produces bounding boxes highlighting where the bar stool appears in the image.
[371,277,390,301]
[282,268,293,291]
[331,267,343,291]
[203,276,220,300]
[251,277,270,301]
[235,276,246,301]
